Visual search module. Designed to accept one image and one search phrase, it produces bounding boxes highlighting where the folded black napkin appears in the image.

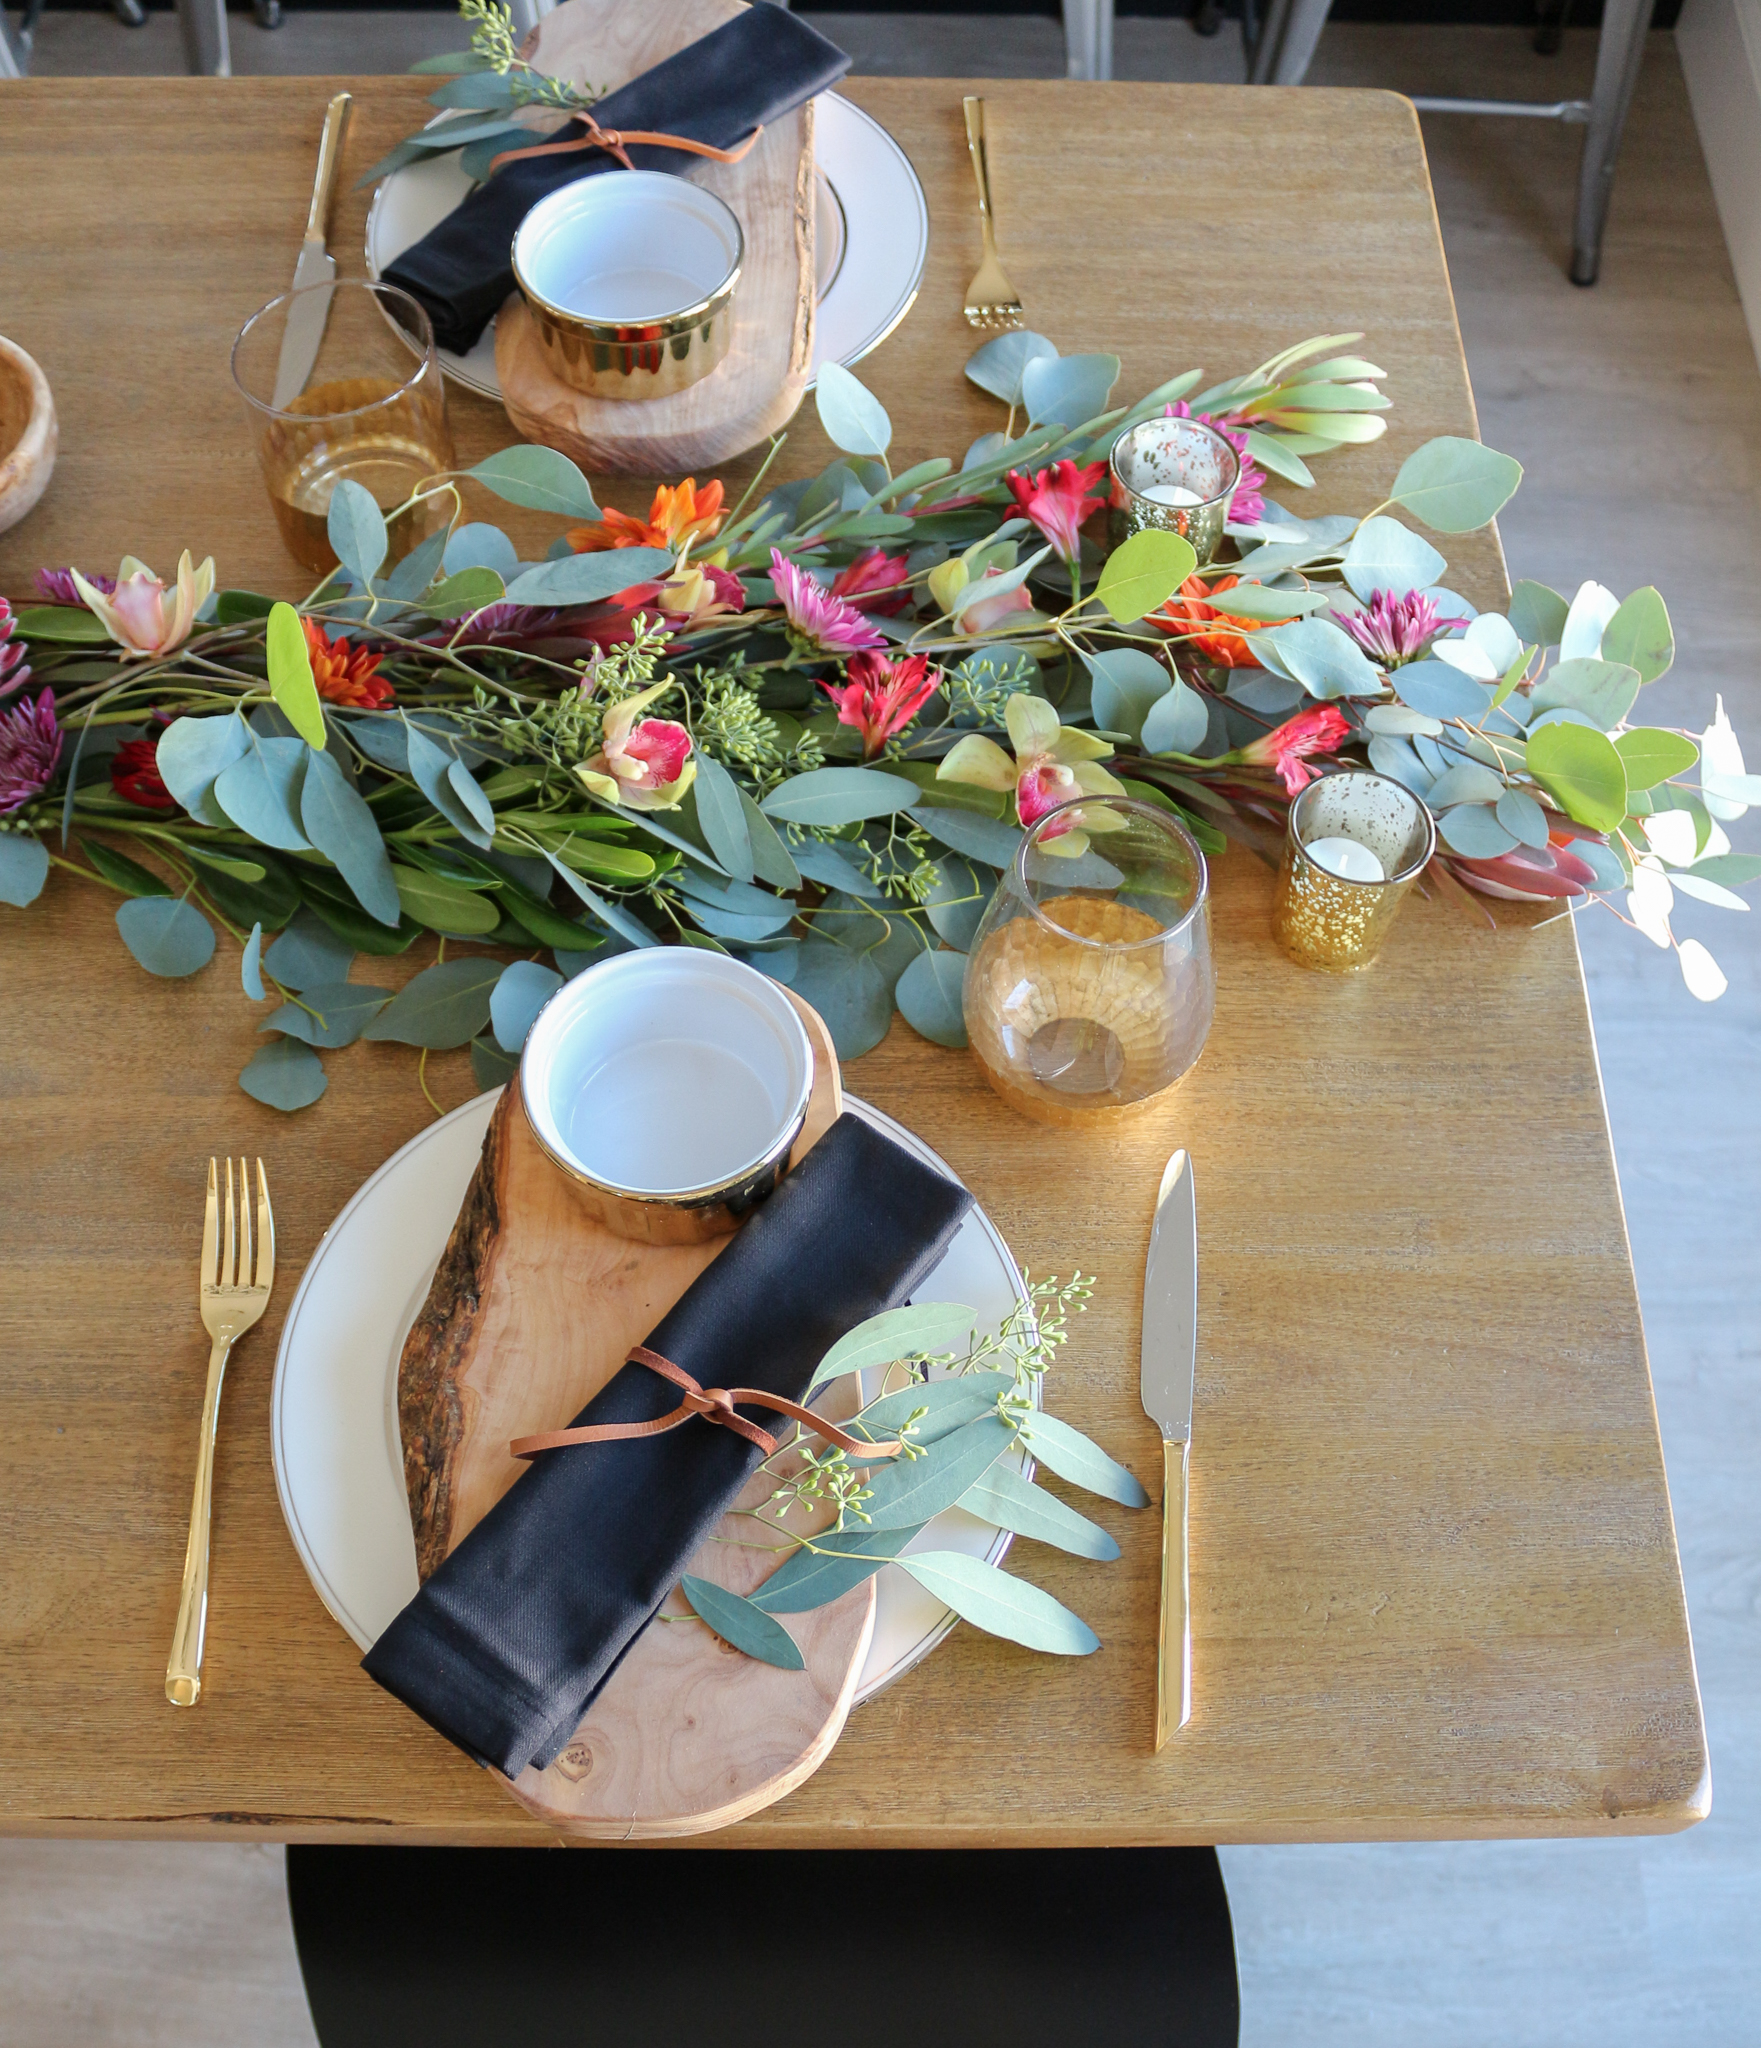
[384,7,852,355]
[363,1112,973,1777]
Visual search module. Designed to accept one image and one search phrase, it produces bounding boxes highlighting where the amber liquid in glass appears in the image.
[260,377,453,574]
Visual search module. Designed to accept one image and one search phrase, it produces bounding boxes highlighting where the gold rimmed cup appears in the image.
[1272,769,1438,973]
[512,170,744,401]
[1108,416,1240,567]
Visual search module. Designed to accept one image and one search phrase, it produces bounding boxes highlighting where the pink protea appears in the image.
[1005,459,1108,568]
[0,688,62,814]
[828,548,912,615]
[820,650,940,759]
[770,548,886,655]
[33,567,115,607]
[1337,589,1456,669]
[0,598,30,701]
[1165,401,1267,528]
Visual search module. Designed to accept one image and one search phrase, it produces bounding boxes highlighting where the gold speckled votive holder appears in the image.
[1272,770,1437,973]
[963,798,1215,1127]
[1107,417,1239,567]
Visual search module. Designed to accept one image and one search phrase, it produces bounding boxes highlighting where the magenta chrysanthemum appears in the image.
[1337,589,1459,668]
[1165,401,1268,528]
[33,567,115,607]
[770,548,886,655]
[0,598,30,702]
[0,689,62,814]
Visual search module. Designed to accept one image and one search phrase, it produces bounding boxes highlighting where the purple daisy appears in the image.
[1337,589,1459,669]
[0,689,62,815]
[33,567,115,607]
[769,549,886,656]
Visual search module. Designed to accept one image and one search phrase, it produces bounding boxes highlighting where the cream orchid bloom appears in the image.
[73,552,215,659]
[939,693,1124,854]
[574,681,696,812]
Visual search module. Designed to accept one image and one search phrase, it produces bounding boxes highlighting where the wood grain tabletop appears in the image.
[0,74,1709,1845]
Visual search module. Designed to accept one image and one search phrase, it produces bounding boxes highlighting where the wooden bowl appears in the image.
[0,336,56,536]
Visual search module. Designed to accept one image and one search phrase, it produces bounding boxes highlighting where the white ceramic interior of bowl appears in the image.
[522,951,812,1198]
[514,170,742,323]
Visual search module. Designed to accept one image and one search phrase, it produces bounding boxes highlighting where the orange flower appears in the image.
[1151,574,1290,670]
[567,478,725,554]
[302,617,394,709]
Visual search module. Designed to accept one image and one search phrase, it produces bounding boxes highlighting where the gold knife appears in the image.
[1141,1148,1197,1747]
[271,91,353,411]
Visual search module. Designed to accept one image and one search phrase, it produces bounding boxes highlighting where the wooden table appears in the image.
[0,76,1708,1845]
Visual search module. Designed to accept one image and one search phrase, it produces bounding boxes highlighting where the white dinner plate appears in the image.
[271,1092,1027,1706]
[363,93,928,403]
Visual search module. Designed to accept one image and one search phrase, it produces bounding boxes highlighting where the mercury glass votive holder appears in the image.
[1107,416,1240,567]
[963,798,1215,1128]
[1271,770,1438,974]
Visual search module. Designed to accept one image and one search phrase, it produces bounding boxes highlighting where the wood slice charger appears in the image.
[495,0,817,475]
[396,992,870,1839]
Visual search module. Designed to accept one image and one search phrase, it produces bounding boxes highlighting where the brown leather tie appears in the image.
[488,117,763,178]
[510,1346,902,1463]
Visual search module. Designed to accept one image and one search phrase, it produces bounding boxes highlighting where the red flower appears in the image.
[828,548,912,615]
[303,618,394,709]
[110,734,177,810]
[1152,574,1291,669]
[1005,459,1109,567]
[820,650,940,759]
[1238,705,1352,796]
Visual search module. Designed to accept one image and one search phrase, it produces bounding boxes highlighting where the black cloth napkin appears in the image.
[384,7,851,355]
[363,1112,974,1777]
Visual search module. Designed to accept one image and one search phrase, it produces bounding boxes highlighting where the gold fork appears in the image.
[962,96,1024,332]
[165,1158,275,1708]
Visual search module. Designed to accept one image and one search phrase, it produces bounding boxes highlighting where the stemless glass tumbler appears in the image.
[964,797,1215,1127]
[231,280,455,575]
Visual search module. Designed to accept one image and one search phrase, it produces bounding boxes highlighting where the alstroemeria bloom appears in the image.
[828,548,912,615]
[576,681,696,811]
[770,549,885,655]
[1338,589,1458,669]
[938,693,1125,851]
[110,731,177,810]
[1151,574,1289,669]
[1236,704,1351,797]
[303,618,395,709]
[942,565,1035,636]
[0,597,29,701]
[567,477,725,553]
[821,650,940,760]
[73,553,214,659]
[1005,459,1108,568]
[660,561,746,630]
[0,689,61,814]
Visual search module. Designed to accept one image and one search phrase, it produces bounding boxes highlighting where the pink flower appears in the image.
[1017,755,1087,828]
[1237,704,1352,797]
[820,650,940,759]
[1165,401,1267,528]
[575,682,696,812]
[33,567,114,607]
[658,561,746,630]
[0,689,62,814]
[1337,589,1456,669]
[952,568,1034,635]
[1005,459,1108,568]
[770,548,885,655]
[828,548,912,615]
[0,598,30,702]
[74,553,215,659]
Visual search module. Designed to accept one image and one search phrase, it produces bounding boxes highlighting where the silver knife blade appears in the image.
[271,242,336,409]
[1140,1148,1196,1442]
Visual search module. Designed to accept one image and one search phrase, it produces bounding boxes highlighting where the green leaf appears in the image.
[0,832,50,907]
[1614,726,1698,790]
[787,938,893,1059]
[1438,802,1517,857]
[83,838,169,897]
[418,567,507,620]
[759,766,920,828]
[115,895,216,977]
[1530,657,1641,731]
[694,756,755,883]
[264,979,392,1048]
[326,478,388,589]
[362,956,503,1048]
[391,863,502,936]
[467,445,601,520]
[264,601,326,749]
[815,360,892,458]
[405,719,495,852]
[382,526,449,604]
[1255,618,1382,701]
[156,712,251,828]
[1390,436,1523,532]
[924,854,988,952]
[215,734,311,851]
[238,1037,327,1112]
[11,604,113,644]
[898,1552,1099,1655]
[185,845,267,884]
[1687,852,1761,887]
[540,854,659,949]
[300,748,401,927]
[1016,1412,1150,1507]
[241,922,265,1000]
[1086,646,1173,740]
[503,547,674,607]
[859,1416,1016,1530]
[1600,586,1673,684]
[1093,531,1195,625]
[1425,762,1505,809]
[264,909,355,990]
[1342,515,1446,601]
[738,790,801,893]
[1391,660,1492,722]
[895,948,968,1048]
[214,589,279,627]
[1495,788,1551,849]
[907,804,1023,871]
[964,329,1058,407]
[1526,721,1629,832]
[491,958,563,1053]
[298,877,422,955]
[1507,579,1570,649]
[1021,351,1120,428]
[470,1034,520,1090]
[748,1526,918,1614]
[1141,679,1211,755]
[960,1462,1120,1560]
[679,1577,805,1669]
[807,1302,980,1393]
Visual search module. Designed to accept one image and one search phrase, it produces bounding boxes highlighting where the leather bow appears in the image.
[510,1345,901,1463]
[488,117,763,178]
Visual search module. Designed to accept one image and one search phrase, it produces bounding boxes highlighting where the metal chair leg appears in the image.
[1570,0,1652,284]
[252,0,282,27]
[1062,0,1111,81]
[175,0,230,75]
[1249,0,1334,84]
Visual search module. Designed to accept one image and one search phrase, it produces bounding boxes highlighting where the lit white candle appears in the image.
[1141,482,1204,507]
[1305,835,1386,884]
